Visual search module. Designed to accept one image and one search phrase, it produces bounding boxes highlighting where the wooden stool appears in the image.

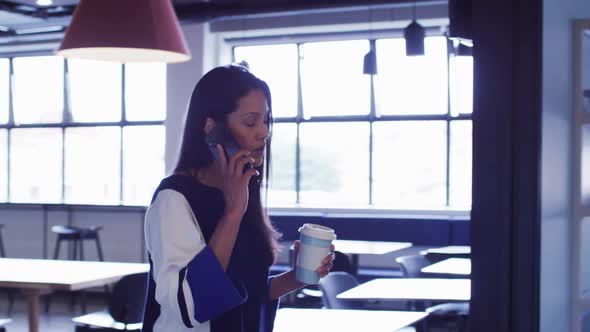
[46,225,106,313]
[52,225,105,261]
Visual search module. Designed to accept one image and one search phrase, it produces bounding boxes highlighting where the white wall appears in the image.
[0,207,145,262]
[166,23,208,173]
[541,0,590,331]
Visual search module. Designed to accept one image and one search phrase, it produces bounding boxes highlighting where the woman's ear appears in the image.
[203,117,216,135]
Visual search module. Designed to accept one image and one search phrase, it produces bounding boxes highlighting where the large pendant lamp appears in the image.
[404,3,425,56]
[57,0,191,63]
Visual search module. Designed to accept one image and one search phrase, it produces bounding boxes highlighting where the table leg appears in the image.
[21,288,41,332]
[351,254,360,276]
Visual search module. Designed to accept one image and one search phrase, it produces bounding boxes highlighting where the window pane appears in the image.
[300,122,369,206]
[450,121,472,208]
[13,56,63,124]
[375,37,448,115]
[10,128,62,203]
[0,59,8,124]
[65,127,120,204]
[450,55,473,115]
[0,130,6,202]
[68,59,121,122]
[268,123,297,205]
[125,63,166,121]
[234,44,298,118]
[301,40,370,117]
[122,126,165,205]
[372,121,446,208]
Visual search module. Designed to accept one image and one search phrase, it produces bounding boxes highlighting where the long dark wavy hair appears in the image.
[174,65,281,264]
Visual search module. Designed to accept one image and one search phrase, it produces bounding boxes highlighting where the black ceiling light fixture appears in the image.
[363,7,377,75]
[404,2,425,56]
[363,39,377,75]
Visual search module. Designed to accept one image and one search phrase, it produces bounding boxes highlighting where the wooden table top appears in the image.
[0,258,149,291]
[273,308,428,332]
[337,278,471,301]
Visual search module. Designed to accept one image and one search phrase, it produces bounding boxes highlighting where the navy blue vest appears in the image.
[142,174,278,332]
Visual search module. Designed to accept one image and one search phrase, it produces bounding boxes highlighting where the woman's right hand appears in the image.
[217,144,259,219]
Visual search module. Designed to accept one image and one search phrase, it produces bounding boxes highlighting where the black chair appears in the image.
[46,225,106,313]
[295,251,352,307]
[72,272,147,332]
[318,272,362,309]
[426,302,470,332]
[395,254,432,278]
[318,272,417,332]
[0,318,11,332]
[397,254,469,331]
[395,253,432,310]
[332,251,353,273]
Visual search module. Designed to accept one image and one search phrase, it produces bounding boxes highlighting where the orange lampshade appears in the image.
[57,0,191,63]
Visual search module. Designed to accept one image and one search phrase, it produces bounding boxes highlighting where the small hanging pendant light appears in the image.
[404,3,425,56]
[363,39,378,75]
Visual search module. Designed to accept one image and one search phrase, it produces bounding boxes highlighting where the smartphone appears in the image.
[206,124,253,173]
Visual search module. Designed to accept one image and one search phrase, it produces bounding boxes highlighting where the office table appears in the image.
[337,278,471,302]
[290,239,412,274]
[0,258,149,332]
[424,246,471,255]
[423,246,471,261]
[421,258,471,276]
[273,308,428,332]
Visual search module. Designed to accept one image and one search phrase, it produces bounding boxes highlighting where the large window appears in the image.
[0,55,165,206]
[234,36,473,210]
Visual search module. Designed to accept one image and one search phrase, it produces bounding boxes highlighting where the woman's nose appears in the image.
[259,125,270,141]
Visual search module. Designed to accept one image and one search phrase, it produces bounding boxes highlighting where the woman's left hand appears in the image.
[292,240,336,279]
[316,244,336,278]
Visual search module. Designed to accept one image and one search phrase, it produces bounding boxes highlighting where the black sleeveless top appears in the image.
[142,174,278,332]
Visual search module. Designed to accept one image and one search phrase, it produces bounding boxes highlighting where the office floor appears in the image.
[0,292,108,332]
[0,292,461,332]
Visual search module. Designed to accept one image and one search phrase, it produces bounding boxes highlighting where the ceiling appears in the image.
[0,0,436,38]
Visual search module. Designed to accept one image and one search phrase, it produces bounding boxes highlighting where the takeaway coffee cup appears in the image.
[296,223,337,284]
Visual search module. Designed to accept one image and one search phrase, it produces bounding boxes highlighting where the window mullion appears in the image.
[369,70,376,206]
[6,58,13,202]
[445,36,452,207]
[62,58,69,203]
[295,43,303,204]
[120,63,126,205]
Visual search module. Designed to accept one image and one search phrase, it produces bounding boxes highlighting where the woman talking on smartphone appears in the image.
[142,65,335,332]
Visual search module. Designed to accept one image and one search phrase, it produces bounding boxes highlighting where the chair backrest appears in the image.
[331,251,352,274]
[318,272,360,309]
[108,272,148,325]
[395,254,431,278]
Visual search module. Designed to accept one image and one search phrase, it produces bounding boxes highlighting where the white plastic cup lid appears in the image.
[298,223,337,241]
